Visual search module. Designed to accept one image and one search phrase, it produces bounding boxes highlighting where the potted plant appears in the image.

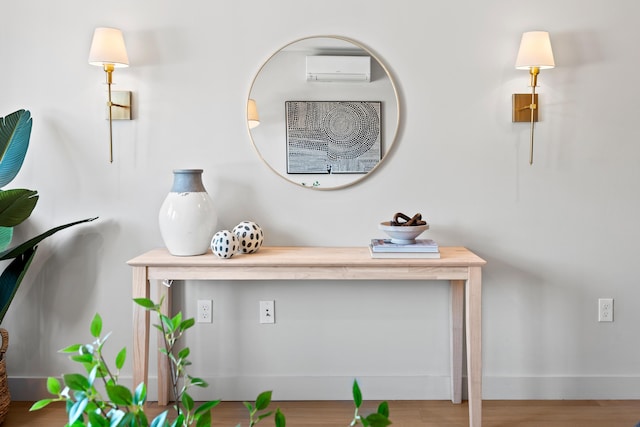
[0,109,96,422]
[31,298,392,427]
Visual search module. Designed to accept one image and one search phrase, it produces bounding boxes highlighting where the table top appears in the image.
[128,246,486,268]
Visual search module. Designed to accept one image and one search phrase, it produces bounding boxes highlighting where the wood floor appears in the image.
[5,399,640,426]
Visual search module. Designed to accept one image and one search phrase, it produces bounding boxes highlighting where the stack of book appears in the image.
[369,238,440,258]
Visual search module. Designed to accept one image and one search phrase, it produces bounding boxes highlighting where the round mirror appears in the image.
[247,35,400,190]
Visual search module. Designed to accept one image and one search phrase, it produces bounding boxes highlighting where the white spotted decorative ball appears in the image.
[232,221,264,254]
[211,230,239,259]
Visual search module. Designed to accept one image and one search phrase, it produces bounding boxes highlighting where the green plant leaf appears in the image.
[150,410,169,427]
[257,411,273,422]
[70,354,93,364]
[182,391,194,412]
[275,408,286,427]
[0,109,32,188]
[188,376,208,388]
[46,376,61,395]
[194,400,220,416]
[255,390,272,411]
[59,344,82,353]
[106,384,133,406]
[68,396,88,424]
[180,318,195,331]
[0,189,38,227]
[364,413,392,427]
[63,373,91,392]
[170,414,185,427]
[377,401,389,418]
[171,312,182,331]
[0,245,36,324]
[109,409,125,426]
[133,298,157,309]
[87,411,109,427]
[0,226,12,253]
[178,347,190,360]
[134,382,147,406]
[90,313,102,338]
[0,216,98,261]
[195,409,212,427]
[115,347,126,370]
[243,401,254,412]
[0,217,97,324]
[29,399,54,411]
[353,380,363,408]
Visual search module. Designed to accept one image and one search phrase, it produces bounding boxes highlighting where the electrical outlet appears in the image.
[259,300,275,324]
[598,298,613,322]
[197,299,212,323]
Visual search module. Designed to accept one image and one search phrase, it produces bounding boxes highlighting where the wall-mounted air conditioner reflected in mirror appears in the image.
[247,35,400,190]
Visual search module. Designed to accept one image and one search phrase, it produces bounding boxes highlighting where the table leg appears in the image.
[157,282,172,406]
[132,267,150,399]
[466,266,482,427]
[450,280,464,404]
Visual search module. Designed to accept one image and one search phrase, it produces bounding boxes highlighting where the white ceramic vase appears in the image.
[158,169,218,256]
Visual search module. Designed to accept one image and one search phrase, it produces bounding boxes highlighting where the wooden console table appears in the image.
[128,246,486,427]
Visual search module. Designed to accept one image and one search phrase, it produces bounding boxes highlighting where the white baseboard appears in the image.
[9,375,640,402]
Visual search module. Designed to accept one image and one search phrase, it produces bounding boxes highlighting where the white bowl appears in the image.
[378,221,429,244]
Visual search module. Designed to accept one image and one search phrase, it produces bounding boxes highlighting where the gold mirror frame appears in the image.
[247,35,400,190]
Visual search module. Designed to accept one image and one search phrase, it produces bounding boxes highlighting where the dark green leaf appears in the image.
[364,413,392,427]
[257,411,273,422]
[29,399,54,411]
[188,376,208,388]
[87,411,109,427]
[178,347,190,360]
[0,245,36,323]
[0,188,38,227]
[180,318,195,331]
[182,391,194,412]
[106,384,133,406]
[194,400,220,416]
[0,217,97,261]
[377,401,389,418]
[120,412,137,426]
[255,390,272,411]
[195,409,211,427]
[275,408,286,427]
[353,380,363,408]
[243,401,253,412]
[115,347,126,370]
[170,414,185,427]
[90,313,102,338]
[63,373,90,391]
[0,109,32,188]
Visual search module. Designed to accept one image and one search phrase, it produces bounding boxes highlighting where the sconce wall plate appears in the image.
[106,91,132,120]
[512,93,538,122]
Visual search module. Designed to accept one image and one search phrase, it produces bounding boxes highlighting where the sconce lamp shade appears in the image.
[248,99,260,129]
[515,31,555,70]
[88,27,129,67]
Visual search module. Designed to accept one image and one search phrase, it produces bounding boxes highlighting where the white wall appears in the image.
[1,0,640,401]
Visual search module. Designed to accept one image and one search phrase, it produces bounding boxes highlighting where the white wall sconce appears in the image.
[513,30,555,165]
[88,27,131,163]
[247,99,260,129]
